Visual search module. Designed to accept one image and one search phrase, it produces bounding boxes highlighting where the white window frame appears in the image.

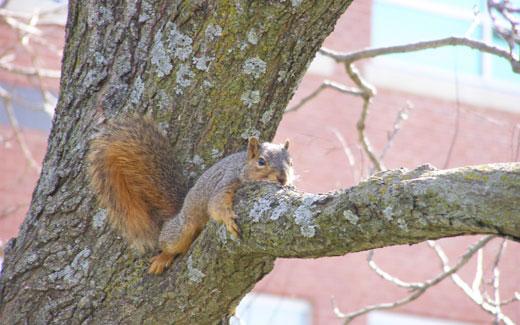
[3,0,68,25]
[368,310,476,325]
[231,292,312,325]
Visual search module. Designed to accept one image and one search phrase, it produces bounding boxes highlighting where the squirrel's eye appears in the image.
[257,157,266,166]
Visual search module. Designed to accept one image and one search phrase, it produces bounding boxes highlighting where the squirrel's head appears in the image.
[243,136,294,186]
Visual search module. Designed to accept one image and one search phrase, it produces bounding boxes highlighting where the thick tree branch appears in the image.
[233,163,520,258]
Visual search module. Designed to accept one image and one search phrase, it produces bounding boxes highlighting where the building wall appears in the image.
[1,1,519,324]
[0,23,63,89]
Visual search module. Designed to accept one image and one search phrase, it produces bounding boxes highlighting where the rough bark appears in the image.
[1,1,519,324]
[0,0,353,324]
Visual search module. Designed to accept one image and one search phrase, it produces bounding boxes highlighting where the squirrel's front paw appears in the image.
[148,252,175,274]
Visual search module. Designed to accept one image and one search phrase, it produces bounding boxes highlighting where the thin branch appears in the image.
[443,97,461,169]
[366,251,422,290]
[487,0,520,55]
[0,61,60,78]
[285,80,362,113]
[334,236,494,324]
[472,248,484,295]
[16,12,58,115]
[0,9,61,80]
[345,63,383,172]
[495,293,520,307]
[379,101,412,161]
[491,238,507,324]
[428,238,514,325]
[0,87,41,173]
[0,5,67,27]
[1,16,41,35]
[329,128,359,183]
[320,37,520,72]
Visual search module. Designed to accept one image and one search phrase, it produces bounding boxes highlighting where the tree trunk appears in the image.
[0,1,354,324]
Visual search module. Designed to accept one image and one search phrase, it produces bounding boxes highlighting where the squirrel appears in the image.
[87,116,294,274]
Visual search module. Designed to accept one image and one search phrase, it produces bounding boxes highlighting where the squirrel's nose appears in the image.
[277,175,287,185]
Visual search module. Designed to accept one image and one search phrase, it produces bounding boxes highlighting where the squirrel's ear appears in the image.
[284,139,290,150]
[247,137,260,160]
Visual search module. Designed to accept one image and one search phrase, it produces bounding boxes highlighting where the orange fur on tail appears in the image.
[87,117,183,252]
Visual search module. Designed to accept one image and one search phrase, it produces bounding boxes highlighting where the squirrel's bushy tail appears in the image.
[87,117,183,252]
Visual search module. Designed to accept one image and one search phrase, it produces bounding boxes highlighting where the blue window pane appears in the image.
[490,33,520,83]
[372,1,483,76]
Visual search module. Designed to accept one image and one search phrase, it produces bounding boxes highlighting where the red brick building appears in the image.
[1,1,519,324]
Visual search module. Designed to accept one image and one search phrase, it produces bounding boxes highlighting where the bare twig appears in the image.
[329,128,359,183]
[495,292,520,307]
[487,0,520,55]
[0,8,62,80]
[345,63,383,172]
[379,101,412,161]
[26,35,63,57]
[320,36,520,72]
[0,61,60,79]
[285,80,362,113]
[490,238,507,324]
[15,11,59,116]
[0,5,67,27]
[366,251,422,290]
[472,248,484,295]
[443,99,461,169]
[1,16,41,35]
[428,238,514,325]
[335,236,494,324]
[0,87,41,173]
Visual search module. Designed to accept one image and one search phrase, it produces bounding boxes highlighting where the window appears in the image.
[367,0,520,111]
[0,85,54,131]
[368,311,475,325]
[231,293,312,325]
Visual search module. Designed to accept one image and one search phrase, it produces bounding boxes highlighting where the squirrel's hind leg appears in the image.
[149,220,201,274]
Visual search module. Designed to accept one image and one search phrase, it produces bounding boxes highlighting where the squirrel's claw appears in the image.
[148,252,175,274]
[225,219,241,238]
